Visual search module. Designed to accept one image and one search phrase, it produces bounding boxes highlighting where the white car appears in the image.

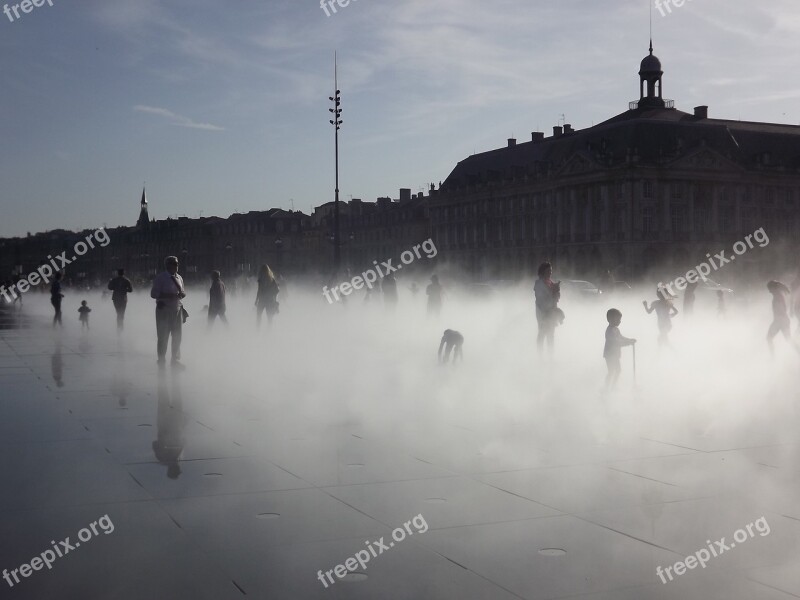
[559,279,603,300]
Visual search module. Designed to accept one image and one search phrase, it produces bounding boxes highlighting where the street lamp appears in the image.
[329,52,343,274]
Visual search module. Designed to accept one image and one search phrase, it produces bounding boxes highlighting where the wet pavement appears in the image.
[0,300,799,599]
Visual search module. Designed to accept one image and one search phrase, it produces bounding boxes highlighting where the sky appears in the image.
[1,0,799,238]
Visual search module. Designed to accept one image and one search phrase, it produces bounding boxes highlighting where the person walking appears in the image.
[534,262,561,354]
[50,271,64,328]
[255,264,280,328]
[426,275,442,317]
[108,268,133,331]
[208,270,228,328]
[150,256,186,368]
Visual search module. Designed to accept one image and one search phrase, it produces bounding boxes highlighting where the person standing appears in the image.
[255,264,280,328]
[150,256,186,368]
[78,300,92,330]
[382,272,398,310]
[208,271,228,328]
[50,271,64,328]
[426,275,442,316]
[108,268,133,331]
[603,308,636,389]
[643,286,679,348]
[534,262,561,354]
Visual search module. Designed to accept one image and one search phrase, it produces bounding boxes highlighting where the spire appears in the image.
[137,187,150,229]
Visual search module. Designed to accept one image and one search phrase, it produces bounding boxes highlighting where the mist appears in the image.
[6,271,800,598]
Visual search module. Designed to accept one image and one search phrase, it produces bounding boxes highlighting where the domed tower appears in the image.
[635,41,671,109]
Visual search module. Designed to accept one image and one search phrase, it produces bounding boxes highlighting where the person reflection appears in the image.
[111,356,133,409]
[51,339,64,388]
[152,370,187,479]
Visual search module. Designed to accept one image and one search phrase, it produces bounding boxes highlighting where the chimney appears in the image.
[694,106,708,119]
[507,138,516,147]
[399,188,411,202]
[563,124,573,134]
[531,132,544,142]
[553,126,563,138]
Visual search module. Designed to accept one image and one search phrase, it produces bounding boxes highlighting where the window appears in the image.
[671,205,687,233]
[642,206,654,233]
[643,180,654,198]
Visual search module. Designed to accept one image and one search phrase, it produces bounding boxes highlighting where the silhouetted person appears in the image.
[382,273,398,310]
[717,290,726,318]
[534,262,561,354]
[78,300,91,330]
[108,269,132,331]
[150,256,186,368]
[427,275,442,316]
[767,280,792,356]
[50,272,64,328]
[208,270,228,327]
[604,308,636,389]
[643,287,678,347]
[684,281,698,316]
[255,264,280,328]
[409,282,419,296]
[438,329,464,364]
[152,369,187,479]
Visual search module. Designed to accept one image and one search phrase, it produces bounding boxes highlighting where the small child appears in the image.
[716,290,726,318]
[438,329,464,364]
[78,300,91,329]
[643,287,678,348]
[604,308,636,388]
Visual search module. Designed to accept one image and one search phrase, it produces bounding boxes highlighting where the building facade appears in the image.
[430,45,800,282]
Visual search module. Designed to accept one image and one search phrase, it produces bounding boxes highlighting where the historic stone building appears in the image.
[0,187,431,287]
[313,188,431,274]
[430,44,800,282]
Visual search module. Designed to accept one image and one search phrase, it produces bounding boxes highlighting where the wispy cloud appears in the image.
[133,105,225,131]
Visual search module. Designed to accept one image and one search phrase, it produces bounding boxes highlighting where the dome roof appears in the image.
[639,41,663,75]
[640,53,662,74]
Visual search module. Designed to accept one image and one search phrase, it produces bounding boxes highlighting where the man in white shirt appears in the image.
[150,256,186,368]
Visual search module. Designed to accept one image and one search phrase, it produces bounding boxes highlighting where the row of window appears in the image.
[433,183,799,222]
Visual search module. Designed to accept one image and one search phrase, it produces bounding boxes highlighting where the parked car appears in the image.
[559,279,603,300]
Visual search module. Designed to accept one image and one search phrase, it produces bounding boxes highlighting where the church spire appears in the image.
[136,187,150,229]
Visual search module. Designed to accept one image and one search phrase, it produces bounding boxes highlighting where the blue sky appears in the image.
[0,0,798,237]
